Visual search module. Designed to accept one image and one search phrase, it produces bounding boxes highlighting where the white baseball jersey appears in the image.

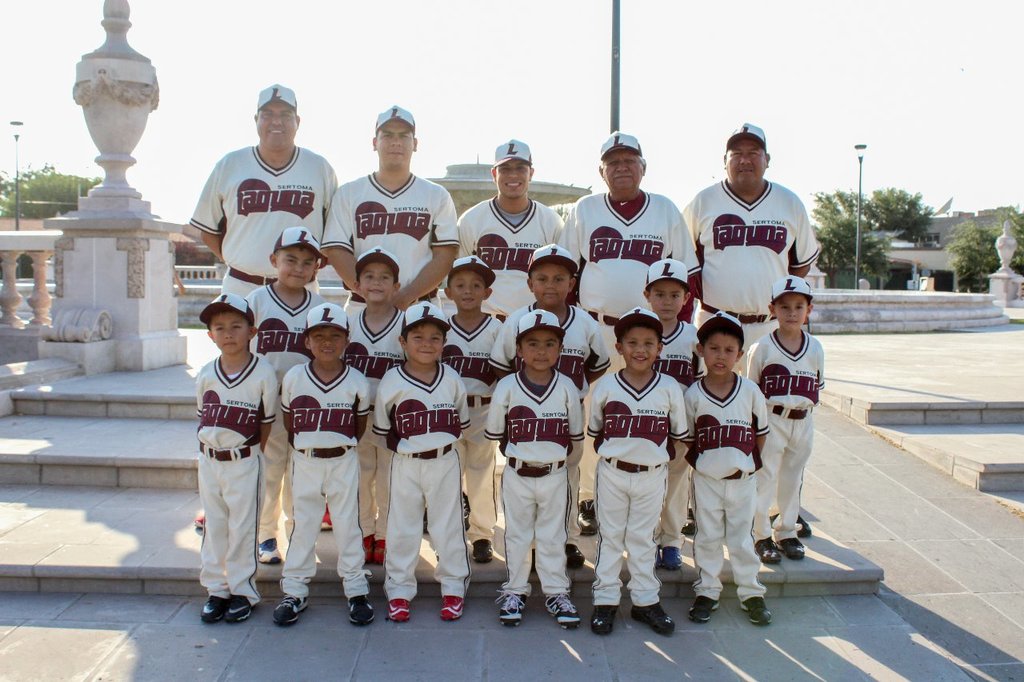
[559,192,699,317]
[587,371,687,467]
[322,174,458,298]
[190,147,337,278]
[196,354,278,450]
[372,363,470,455]
[684,375,769,479]
[485,372,584,464]
[746,330,825,411]
[442,315,501,397]
[655,320,700,388]
[280,363,371,450]
[684,181,819,316]
[457,198,564,316]
[246,286,325,381]
[490,304,610,397]
[342,308,405,401]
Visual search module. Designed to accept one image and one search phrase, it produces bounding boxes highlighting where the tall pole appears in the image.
[610,0,620,133]
[854,144,867,287]
[10,121,23,232]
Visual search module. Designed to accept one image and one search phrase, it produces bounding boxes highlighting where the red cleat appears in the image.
[363,535,375,563]
[373,538,386,565]
[387,598,410,622]
[440,595,464,621]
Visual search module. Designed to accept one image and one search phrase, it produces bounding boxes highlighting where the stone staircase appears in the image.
[0,343,883,598]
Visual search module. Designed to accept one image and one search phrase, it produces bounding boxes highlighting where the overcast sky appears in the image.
[3,1,1020,224]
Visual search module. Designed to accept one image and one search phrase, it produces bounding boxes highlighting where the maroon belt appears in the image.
[202,445,252,461]
[508,457,565,478]
[407,443,453,460]
[701,304,770,325]
[772,405,809,420]
[724,469,751,480]
[588,311,620,326]
[228,268,277,286]
[467,396,492,408]
[610,459,660,473]
[310,447,348,458]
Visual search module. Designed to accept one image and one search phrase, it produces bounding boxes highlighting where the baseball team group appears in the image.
[189,83,825,636]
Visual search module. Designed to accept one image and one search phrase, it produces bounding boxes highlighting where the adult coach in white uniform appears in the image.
[190,85,338,296]
[323,106,459,311]
[683,124,819,358]
[559,132,698,527]
[458,140,564,318]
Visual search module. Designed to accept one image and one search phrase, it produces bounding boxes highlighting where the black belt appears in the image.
[772,405,809,420]
[309,446,349,458]
[227,268,277,286]
[406,443,453,460]
[588,311,620,326]
[202,445,252,461]
[701,304,770,325]
[507,457,565,478]
[609,459,661,473]
[467,396,491,408]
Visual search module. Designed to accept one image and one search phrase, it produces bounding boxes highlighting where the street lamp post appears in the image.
[854,144,867,288]
[10,121,23,232]
[610,0,620,133]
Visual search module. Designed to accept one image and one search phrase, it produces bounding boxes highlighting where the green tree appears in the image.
[864,188,934,243]
[0,165,100,219]
[812,190,890,286]
[947,220,1000,292]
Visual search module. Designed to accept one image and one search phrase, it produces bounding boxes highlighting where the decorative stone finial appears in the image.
[86,0,148,63]
[996,220,1018,274]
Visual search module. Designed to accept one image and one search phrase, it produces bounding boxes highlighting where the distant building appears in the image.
[885,209,1002,291]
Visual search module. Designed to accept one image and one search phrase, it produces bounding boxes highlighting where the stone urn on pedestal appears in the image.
[988,221,1024,308]
[41,0,186,373]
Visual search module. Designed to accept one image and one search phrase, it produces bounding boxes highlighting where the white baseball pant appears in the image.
[460,401,498,543]
[579,322,625,499]
[565,439,584,543]
[258,409,293,544]
[198,448,263,604]
[385,448,471,601]
[754,412,814,542]
[592,458,667,607]
[691,470,766,601]
[657,454,691,549]
[280,449,368,600]
[500,462,571,597]
[357,431,392,539]
[695,308,778,376]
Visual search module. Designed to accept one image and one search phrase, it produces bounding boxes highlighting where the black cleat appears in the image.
[223,595,252,623]
[741,596,772,626]
[200,595,229,623]
[565,543,585,569]
[688,596,719,623]
[797,514,812,538]
[348,595,374,625]
[578,499,598,536]
[681,508,697,536]
[631,602,675,635]
[590,604,617,635]
[755,538,783,564]
[472,539,494,564]
[273,595,307,626]
[779,537,806,560]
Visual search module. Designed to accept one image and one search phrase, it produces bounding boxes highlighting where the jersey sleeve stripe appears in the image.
[372,425,389,436]
[484,430,504,441]
[790,247,820,268]
[189,219,220,235]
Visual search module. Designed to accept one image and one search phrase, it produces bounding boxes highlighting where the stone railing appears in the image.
[0,231,61,328]
[175,264,221,281]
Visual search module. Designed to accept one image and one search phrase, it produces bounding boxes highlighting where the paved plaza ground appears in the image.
[1,319,1023,680]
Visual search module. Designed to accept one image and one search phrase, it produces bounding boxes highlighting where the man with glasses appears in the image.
[190,84,338,296]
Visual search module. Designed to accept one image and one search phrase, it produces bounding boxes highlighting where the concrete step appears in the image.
[821,391,1024,427]
[810,290,1007,334]
[0,358,82,391]
[0,416,198,489]
[0,485,882,598]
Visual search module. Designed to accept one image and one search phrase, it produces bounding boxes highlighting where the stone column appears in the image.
[39,0,186,373]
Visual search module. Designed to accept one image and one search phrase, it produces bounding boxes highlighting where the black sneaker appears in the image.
[200,595,229,623]
[688,596,718,623]
[779,537,806,560]
[472,539,493,564]
[423,509,429,534]
[348,595,374,625]
[224,595,252,623]
[273,595,307,626]
[741,596,772,626]
[578,499,598,536]
[797,515,812,538]
[545,593,581,629]
[590,604,617,635]
[565,543,585,569]
[630,602,675,635]
[496,591,525,627]
[681,508,697,536]
[755,538,783,564]
[462,493,471,532]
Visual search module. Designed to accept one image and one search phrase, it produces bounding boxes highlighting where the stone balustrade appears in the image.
[174,265,220,281]
[0,231,61,329]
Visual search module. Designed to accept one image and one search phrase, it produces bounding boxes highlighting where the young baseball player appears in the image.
[643,258,700,572]
[373,303,471,623]
[684,312,772,627]
[588,308,687,636]
[246,226,326,564]
[272,303,374,627]
[195,294,278,624]
[747,276,823,563]
[489,244,610,570]
[344,248,405,565]
[442,256,501,563]
[457,139,564,318]
[486,310,585,628]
